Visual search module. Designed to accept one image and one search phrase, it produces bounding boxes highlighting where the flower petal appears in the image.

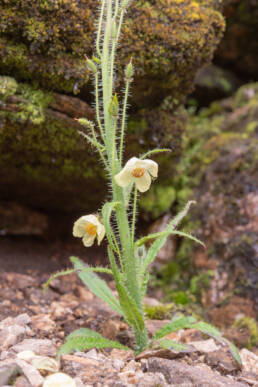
[141,159,158,177]
[82,234,96,247]
[135,172,151,192]
[97,223,105,245]
[114,168,132,187]
[125,157,139,169]
[73,216,88,237]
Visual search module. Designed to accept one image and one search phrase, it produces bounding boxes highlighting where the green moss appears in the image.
[0,0,225,100]
[0,76,17,98]
[144,303,174,320]
[234,317,258,349]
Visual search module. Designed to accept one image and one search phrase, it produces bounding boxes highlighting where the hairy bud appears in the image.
[86,58,98,74]
[125,59,134,80]
[108,94,119,118]
[77,118,94,128]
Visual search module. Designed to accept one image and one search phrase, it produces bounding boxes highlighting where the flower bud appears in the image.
[108,94,119,118]
[93,55,101,64]
[77,118,94,128]
[86,58,97,74]
[125,59,134,80]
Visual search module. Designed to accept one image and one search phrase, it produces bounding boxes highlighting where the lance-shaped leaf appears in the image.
[71,257,123,316]
[190,321,242,365]
[102,201,121,253]
[157,339,195,352]
[58,328,129,359]
[108,247,145,333]
[153,316,196,340]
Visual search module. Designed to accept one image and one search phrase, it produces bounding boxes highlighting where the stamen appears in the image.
[85,222,97,236]
[132,167,145,178]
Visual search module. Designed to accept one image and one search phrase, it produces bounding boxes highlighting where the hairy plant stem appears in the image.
[97,0,148,351]
[120,77,130,164]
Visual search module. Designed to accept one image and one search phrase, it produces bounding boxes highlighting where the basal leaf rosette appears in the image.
[73,214,105,247]
[115,157,158,192]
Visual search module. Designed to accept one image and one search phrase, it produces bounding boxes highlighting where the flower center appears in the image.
[85,222,97,236]
[131,167,145,178]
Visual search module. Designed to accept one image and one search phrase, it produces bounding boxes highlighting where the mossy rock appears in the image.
[173,83,258,321]
[0,0,225,106]
[0,76,184,215]
[216,0,258,79]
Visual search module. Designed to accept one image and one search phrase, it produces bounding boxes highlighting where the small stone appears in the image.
[189,339,219,353]
[240,348,258,374]
[43,372,76,387]
[30,314,56,335]
[12,339,57,357]
[0,325,26,349]
[17,351,36,361]
[15,359,44,387]
[14,375,31,387]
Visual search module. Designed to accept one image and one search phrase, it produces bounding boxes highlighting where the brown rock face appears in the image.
[175,83,258,323]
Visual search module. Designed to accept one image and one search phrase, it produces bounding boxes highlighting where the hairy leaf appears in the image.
[58,336,129,358]
[140,148,171,159]
[153,316,196,340]
[71,257,123,315]
[108,247,145,333]
[102,201,121,253]
[158,339,193,352]
[191,322,242,365]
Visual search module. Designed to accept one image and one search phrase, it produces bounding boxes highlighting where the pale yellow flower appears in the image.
[115,157,158,192]
[73,215,105,247]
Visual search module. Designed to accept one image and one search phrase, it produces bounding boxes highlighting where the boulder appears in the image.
[0,0,225,216]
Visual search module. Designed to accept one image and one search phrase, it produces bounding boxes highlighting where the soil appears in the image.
[0,236,257,386]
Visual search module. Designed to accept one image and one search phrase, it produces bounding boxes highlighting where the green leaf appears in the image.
[42,268,77,293]
[140,148,171,159]
[190,322,242,365]
[136,230,204,249]
[108,247,145,333]
[102,201,121,253]
[166,200,196,230]
[158,339,193,352]
[58,335,129,359]
[66,328,103,340]
[153,316,196,340]
[226,340,242,365]
[71,257,123,316]
[43,266,113,293]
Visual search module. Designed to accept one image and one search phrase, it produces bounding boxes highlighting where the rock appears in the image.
[146,358,247,386]
[174,82,258,324]
[0,201,48,236]
[15,359,44,387]
[193,64,242,105]
[43,372,76,387]
[189,339,219,353]
[240,349,258,375]
[0,0,225,216]
[0,359,44,387]
[12,339,57,357]
[216,0,258,79]
[3,273,36,290]
[205,348,241,374]
[0,1,225,100]
[0,362,20,386]
[0,325,26,350]
[30,314,56,336]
